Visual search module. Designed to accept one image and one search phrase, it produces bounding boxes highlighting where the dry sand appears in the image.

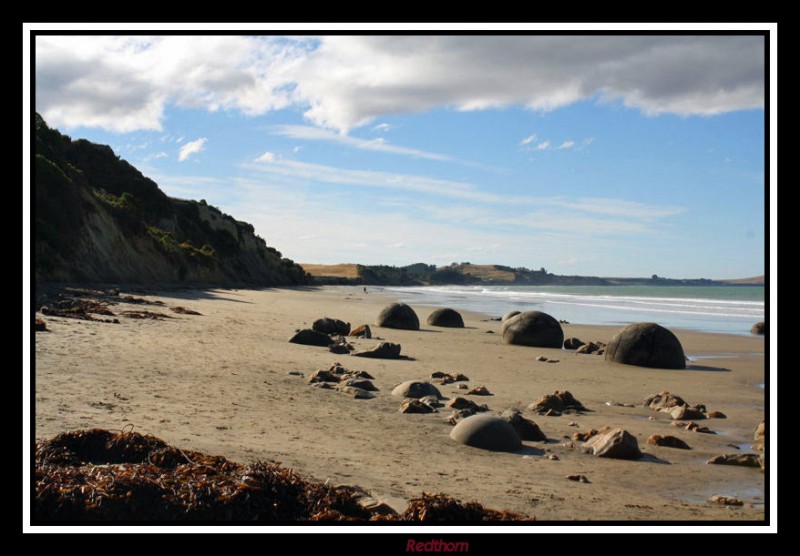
[33,286,767,521]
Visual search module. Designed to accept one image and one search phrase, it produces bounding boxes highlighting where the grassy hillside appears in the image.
[34,114,308,286]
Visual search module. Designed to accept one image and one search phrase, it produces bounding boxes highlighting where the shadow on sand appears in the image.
[518,446,546,457]
[683,364,731,372]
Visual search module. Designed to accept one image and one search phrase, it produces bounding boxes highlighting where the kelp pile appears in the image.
[35,429,528,522]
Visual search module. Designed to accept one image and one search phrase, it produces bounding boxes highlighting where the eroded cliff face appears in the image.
[34,114,308,286]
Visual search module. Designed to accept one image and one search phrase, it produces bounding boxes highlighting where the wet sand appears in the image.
[33,285,767,521]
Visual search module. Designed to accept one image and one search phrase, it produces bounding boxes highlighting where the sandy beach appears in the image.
[33,285,767,521]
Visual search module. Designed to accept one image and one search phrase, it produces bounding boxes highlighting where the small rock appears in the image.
[399,399,437,413]
[35,318,48,332]
[706,453,762,468]
[547,454,559,461]
[753,419,765,452]
[289,329,332,347]
[576,342,601,355]
[170,306,202,315]
[546,359,560,364]
[338,377,378,391]
[349,324,372,338]
[750,322,766,335]
[670,405,707,420]
[486,330,494,334]
[563,337,585,350]
[392,380,442,399]
[565,474,590,483]
[706,411,727,419]
[643,391,687,411]
[708,495,744,506]
[646,434,691,449]
[572,429,598,442]
[582,427,642,460]
[500,408,547,441]
[683,422,715,434]
[328,342,352,354]
[336,386,375,399]
[466,385,491,396]
[536,356,548,362]
[352,342,402,359]
[528,390,587,415]
[446,397,488,412]
[447,408,476,425]
[358,498,399,516]
[287,371,304,377]
[568,421,578,427]
[457,384,469,390]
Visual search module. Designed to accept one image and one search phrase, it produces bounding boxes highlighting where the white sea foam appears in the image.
[381,285,765,335]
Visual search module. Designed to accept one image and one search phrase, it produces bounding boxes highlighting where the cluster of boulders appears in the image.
[288,303,767,488]
[306,363,378,399]
[528,391,587,416]
[643,391,725,420]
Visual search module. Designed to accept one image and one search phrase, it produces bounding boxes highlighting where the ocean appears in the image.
[380,284,765,336]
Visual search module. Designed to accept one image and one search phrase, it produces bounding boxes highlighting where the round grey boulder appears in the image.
[604,322,686,369]
[449,414,522,452]
[501,310,521,322]
[376,303,420,330]
[391,380,442,399]
[426,308,465,328]
[502,311,564,348]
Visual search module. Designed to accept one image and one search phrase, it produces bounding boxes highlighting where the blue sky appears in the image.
[32,34,768,279]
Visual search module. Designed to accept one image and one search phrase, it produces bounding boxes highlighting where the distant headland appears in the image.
[301,262,764,287]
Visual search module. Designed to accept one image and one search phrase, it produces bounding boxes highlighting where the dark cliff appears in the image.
[34,114,308,286]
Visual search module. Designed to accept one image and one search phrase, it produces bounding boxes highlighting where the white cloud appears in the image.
[373,123,391,132]
[243,158,686,222]
[178,137,206,161]
[142,151,168,162]
[36,35,764,133]
[292,146,302,154]
[520,134,538,145]
[536,141,551,150]
[558,140,575,149]
[272,125,454,162]
[255,151,275,162]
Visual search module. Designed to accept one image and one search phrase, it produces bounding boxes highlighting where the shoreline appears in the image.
[33,285,766,521]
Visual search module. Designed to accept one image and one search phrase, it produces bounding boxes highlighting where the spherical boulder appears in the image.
[449,414,522,452]
[376,303,420,330]
[751,322,766,335]
[501,310,521,322]
[502,311,564,348]
[604,322,686,369]
[426,308,465,328]
[391,380,442,399]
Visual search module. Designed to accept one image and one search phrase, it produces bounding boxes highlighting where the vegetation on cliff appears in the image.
[34,114,308,286]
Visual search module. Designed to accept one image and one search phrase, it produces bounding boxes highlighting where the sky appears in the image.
[31,32,769,279]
